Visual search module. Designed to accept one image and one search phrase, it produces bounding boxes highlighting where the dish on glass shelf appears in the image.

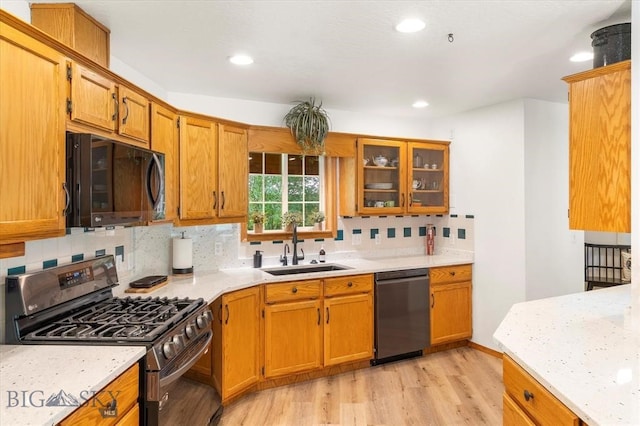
[365,182,393,190]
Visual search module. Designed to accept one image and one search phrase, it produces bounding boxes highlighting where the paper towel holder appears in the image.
[172,231,194,275]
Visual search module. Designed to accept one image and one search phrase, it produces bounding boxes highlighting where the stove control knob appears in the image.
[185,323,196,339]
[172,335,184,351]
[162,342,176,360]
[196,314,207,329]
[204,310,214,323]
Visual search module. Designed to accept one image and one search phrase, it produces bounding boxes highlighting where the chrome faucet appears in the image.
[280,244,290,266]
[292,224,305,265]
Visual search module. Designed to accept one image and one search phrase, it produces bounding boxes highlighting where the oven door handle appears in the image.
[158,331,212,388]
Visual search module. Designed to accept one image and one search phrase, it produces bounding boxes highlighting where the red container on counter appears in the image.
[426,224,435,255]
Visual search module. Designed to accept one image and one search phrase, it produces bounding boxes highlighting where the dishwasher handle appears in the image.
[375,268,429,281]
[375,274,429,287]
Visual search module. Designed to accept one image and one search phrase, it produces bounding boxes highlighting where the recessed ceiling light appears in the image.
[229,54,254,65]
[395,18,425,33]
[570,52,593,62]
[412,100,429,108]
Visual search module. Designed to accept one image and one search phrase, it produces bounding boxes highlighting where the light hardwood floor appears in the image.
[219,347,503,425]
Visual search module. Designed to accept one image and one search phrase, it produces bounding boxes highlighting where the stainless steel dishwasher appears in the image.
[373,268,430,364]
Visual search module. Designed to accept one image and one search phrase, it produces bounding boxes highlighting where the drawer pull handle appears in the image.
[347,282,353,287]
[523,390,534,402]
[292,287,298,294]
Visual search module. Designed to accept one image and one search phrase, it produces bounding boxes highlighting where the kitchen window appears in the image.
[244,152,337,241]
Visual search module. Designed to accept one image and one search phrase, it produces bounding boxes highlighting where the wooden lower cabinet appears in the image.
[264,299,323,378]
[58,363,139,425]
[503,355,581,425]
[323,293,373,366]
[430,265,472,345]
[212,286,261,402]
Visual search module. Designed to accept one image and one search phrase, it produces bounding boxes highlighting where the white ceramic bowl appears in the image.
[374,156,388,167]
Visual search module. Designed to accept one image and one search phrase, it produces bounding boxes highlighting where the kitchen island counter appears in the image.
[116,251,474,304]
[494,285,639,426]
[0,344,145,426]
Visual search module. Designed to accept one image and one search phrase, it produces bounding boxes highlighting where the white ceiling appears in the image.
[30,0,631,118]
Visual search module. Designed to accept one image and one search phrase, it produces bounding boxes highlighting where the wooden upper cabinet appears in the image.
[117,84,150,144]
[407,142,449,214]
[150,103,179,222]
[179,115,218,221]
[0,20,68,243]
[68,61,117,132]
[218,124,248,218]
[563,61,631,233]
[30,3,110,68]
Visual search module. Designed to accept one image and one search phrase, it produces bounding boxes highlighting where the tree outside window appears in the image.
[248,153,323,231]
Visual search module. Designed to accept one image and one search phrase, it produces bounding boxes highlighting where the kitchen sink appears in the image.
[262,263,352,276]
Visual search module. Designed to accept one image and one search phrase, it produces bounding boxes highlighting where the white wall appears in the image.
[523,99,584,300]
[429,100,528,350]
[0,0,29,21]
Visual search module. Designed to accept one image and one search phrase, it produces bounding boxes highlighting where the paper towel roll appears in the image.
[172,237,193,274]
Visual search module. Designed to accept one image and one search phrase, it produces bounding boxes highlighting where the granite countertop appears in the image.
[0,345,146,426]
[494,285,640,426]
[114,252,474,303]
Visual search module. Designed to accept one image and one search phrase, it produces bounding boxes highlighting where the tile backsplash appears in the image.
[0,214,474,343]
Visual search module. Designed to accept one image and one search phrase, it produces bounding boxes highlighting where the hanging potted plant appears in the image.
[284,97,330,154]
[309,211,325,231]
[282,211,302,233]
[250,211,265,233]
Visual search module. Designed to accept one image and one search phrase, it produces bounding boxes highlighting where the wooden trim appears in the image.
[562,59,630,83]
[468,341,503,358]
[423,340,469,354]
[0,242,25,259]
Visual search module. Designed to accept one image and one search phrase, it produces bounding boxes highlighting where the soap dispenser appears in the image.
[319,245,326,263]
[253,250,263,268]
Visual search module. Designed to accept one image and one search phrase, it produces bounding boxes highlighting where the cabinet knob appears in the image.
[347,282,353,287]
[449,271,456,276]
[523,390,534,402]
[292,287,298,294]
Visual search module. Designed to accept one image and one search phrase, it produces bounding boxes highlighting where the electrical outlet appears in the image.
[352,234,362,245]
[214,242,223,256]
[375,234,381,245]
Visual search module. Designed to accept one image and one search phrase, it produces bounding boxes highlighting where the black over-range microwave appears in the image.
[66,133,165,227]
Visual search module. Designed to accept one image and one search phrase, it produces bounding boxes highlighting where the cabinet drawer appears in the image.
[430,264,472,284]
[324,274,373,297]
[265,280,322,303]
[503,392,536,426]
[59,362,139,425]
[503,356,580,425]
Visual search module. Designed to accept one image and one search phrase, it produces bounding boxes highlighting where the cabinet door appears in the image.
[69,62,117,132]
[150,103,178,222]
[118,84,150,146]
[565,62,630,232]
[503,392,536,426]
[430,282,472,345]
[407,142,449,214]
[0,23,67,242]
[221,287,260,399]
[218,124,248,218]
[264,299,322,378]
[324,293,373,366]
[358,138,406,214]
[179,115,217,220]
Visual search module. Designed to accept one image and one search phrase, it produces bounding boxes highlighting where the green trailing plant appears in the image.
[284,97,330,154]
[282,211,303,228]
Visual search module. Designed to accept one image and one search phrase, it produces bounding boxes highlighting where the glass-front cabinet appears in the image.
[358,138,406,215]
[354,138,449,216]
[407,142,449,214]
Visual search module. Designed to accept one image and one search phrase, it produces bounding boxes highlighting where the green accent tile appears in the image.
[419,227,427,237]
[387,228,396,238]
[115,245,124,257]
[436,214,443,217]
[71,254,84,262]
[95,249,106,256]
[465,214,475,219]
[272,240,284,244]
[458,228,466,240]
[353,229,362,234]
[379,216,387,218]
[395,216,404,218]
[335,230,344,241]
[43,259,58,269]
[314,238,325,242]
[450,214,458,218]
[443,227,451,238]
[65,228,71,235]
[370,229,379,239]
[250,241,262,246]
[8,266,26,275]
[84,228,94,232]
[403,227,412,237]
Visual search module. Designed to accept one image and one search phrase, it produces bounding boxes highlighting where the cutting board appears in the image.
[124,279,168,293]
